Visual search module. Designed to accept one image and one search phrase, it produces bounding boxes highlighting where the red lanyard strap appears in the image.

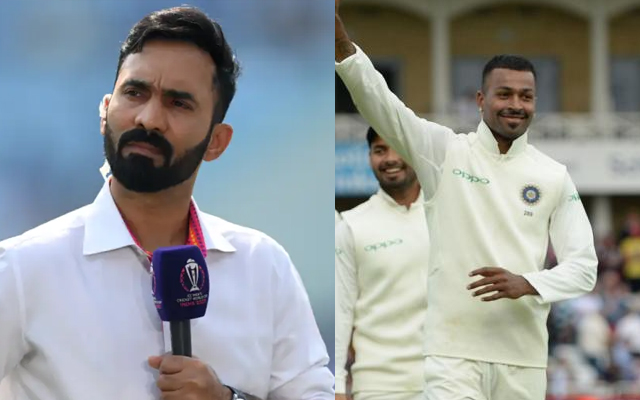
[123,201,207,262]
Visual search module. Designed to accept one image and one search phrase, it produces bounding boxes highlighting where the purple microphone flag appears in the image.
[151,245,210,321]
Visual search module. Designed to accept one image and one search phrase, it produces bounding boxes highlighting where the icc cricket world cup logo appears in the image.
[181,258,204,293]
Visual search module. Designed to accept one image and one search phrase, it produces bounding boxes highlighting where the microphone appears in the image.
[151,245,210,357]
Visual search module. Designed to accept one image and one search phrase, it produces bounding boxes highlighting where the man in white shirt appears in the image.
[0,6,334,400]
[335,1,598,399]
[336,128,429,400]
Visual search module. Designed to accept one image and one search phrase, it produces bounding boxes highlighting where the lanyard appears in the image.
[122,200,207,262]
[120,195,208,348]
[102,171,207,346]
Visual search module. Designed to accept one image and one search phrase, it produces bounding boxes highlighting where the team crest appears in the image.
[521,185,541,205]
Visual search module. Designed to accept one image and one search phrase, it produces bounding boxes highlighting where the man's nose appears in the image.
[134,97,168,133]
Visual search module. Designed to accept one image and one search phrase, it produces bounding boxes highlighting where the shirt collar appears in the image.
[476,119,528,156]
[83,182,236,256]
[376,188,424,210]
[190,197,236,253]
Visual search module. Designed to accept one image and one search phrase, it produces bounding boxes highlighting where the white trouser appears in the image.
[423,356,546,400]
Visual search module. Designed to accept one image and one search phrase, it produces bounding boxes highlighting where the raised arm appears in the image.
[335,0,457,197]
[335,0,356,62]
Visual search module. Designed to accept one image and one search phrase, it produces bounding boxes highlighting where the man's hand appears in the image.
[148,354,231,400]
[335,0,355,61]
[342,340,355,400]
[467,267,538,301]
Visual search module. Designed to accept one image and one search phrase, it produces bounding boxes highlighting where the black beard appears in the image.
[374,164,417,195]
[103,122,212,193]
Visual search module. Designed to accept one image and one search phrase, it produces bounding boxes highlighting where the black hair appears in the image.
[481,54,536,92]
[115,6,240,123]
[366,126,378,148]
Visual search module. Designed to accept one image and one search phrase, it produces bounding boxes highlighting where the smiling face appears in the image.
[369,135,417,194]
[477,67,536,142]
[102,40,232,193]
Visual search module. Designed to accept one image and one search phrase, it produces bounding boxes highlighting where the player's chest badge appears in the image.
[521,184,542,206]
[521,184,541,217]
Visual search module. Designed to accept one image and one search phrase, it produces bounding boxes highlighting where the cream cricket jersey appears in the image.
[336,44,597,368]
[335,190,429,393]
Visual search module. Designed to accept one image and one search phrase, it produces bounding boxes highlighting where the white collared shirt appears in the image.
[0,183,334,399]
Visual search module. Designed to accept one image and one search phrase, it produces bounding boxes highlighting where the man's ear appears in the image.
[99,94,111,136]
[476,90,484,113]
[203,123,233,162]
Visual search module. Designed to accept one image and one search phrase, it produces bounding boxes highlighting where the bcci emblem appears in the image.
[180,258,206,293]
[521,185,541,205]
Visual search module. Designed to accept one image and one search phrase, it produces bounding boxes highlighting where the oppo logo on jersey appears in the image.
[364,239,404,252]
[453,168,490,184]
